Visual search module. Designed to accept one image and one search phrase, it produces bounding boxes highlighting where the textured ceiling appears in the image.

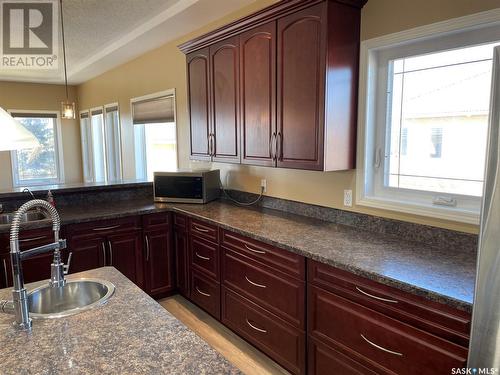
[0,0,257,84]
[64,0,179,66]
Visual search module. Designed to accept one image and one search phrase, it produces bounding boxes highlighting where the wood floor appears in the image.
[159,295,290,375]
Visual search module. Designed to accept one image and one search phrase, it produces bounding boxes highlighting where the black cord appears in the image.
[219,180,264,206]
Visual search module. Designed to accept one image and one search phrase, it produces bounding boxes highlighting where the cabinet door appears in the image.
[187,48,211,160]
[1,252,54,287]
[144,227,174,297]
[174,228,189,297]
[67,235,106,275]
[108,231,144,288]
[0,253,10,288]
[277,3,326,170]
[240,22,276,167]
[210,36,240,163]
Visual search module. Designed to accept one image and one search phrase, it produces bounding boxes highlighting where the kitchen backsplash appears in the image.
[222,189,478,254]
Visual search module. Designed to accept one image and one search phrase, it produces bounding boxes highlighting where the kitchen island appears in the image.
[0,267,240,375]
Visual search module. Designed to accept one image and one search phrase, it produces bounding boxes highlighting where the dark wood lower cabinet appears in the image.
[308,285,468,375]
[308,337,378,375]
[66,235,105,274]
[144,227,174,297]
[107,231,144,289]
[190,269,220,320]
[222,287,306,375]
[174,225,189,297]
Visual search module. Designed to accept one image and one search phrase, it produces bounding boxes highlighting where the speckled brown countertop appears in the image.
[0,199,476,312]
[0,267,240,375]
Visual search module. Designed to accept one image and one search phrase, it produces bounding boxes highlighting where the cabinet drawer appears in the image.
[190,269,220,319]
[309,260,471,346]
[190,236,219,280]
[308,337,378,375]
[222,248,305,328]
[309,285,468,375]
[142,212,169,229]
[221,229,305,279]
[222,287,306,375]
[189,218,218,243]
[173,213,187,229]
[1,227,57,254]
[67,217,140,238]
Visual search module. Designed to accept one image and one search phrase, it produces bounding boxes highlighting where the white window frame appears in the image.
[104,102,123,182]
[356,8,500,225]
[79,109,94,183]
[89,106,107,183]
[9,109,65,187]
[130,88,178,180]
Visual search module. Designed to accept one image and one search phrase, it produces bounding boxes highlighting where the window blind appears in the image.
[11,112,57,119]
[132,95,175,125]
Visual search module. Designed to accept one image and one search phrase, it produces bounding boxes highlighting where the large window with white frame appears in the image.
[132,90,177,181]
[10,111,64,187]
[80,104,122,183]
[357,11,500,224]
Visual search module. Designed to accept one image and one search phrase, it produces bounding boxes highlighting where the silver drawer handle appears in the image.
[360,334,403,356]
[19,235,47,243]
[101,242,107,266]
[108,241,113,266]
[145,235,150,262]
[195,252,210,261]
[193,225,210,233]
[92,224,121,232]
[245,275,266,288]
[244,244,266,254]
[195,286,211,297]
[246,318,267,333]
[2,258,8,287]
[356,287,398,304]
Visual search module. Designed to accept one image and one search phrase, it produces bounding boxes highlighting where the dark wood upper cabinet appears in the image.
[277,3,326,170]
[181,0,364,171]
[187,48,211,161]
[240,22,276,167]
[210,36,240,163]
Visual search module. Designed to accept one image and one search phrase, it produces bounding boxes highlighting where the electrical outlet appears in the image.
[344,189,353,207]
[260,179,267,193]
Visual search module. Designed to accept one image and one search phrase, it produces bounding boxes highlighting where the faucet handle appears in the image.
[63,252,72,275]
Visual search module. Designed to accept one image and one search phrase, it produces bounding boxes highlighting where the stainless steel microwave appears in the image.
[153,169,220,203]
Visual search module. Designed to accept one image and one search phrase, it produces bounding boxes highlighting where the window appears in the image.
[104,104,122,181]
[131,90,177,180]
[80,104,122,183]
[357,13,500,224]
[10,111,64,186]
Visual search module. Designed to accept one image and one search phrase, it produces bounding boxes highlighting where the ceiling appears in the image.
[0,0,257,85]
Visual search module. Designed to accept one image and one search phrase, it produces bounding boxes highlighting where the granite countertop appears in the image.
[0,199,476,312]
[0,267,240,375]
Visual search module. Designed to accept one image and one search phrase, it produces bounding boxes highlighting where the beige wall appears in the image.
[77,0,500,234]
[0,81,82,190]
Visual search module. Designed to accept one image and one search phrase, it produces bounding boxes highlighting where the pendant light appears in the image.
[60,0,75,119]
[0,107,40,151]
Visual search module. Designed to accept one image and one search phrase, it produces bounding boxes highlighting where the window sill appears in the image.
[356,195,480,225]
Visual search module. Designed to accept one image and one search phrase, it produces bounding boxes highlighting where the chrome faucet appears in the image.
[1,199,69,330]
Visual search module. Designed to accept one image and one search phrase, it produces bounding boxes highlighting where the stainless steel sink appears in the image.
[0,211,47,225]
[27,278,115,319]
